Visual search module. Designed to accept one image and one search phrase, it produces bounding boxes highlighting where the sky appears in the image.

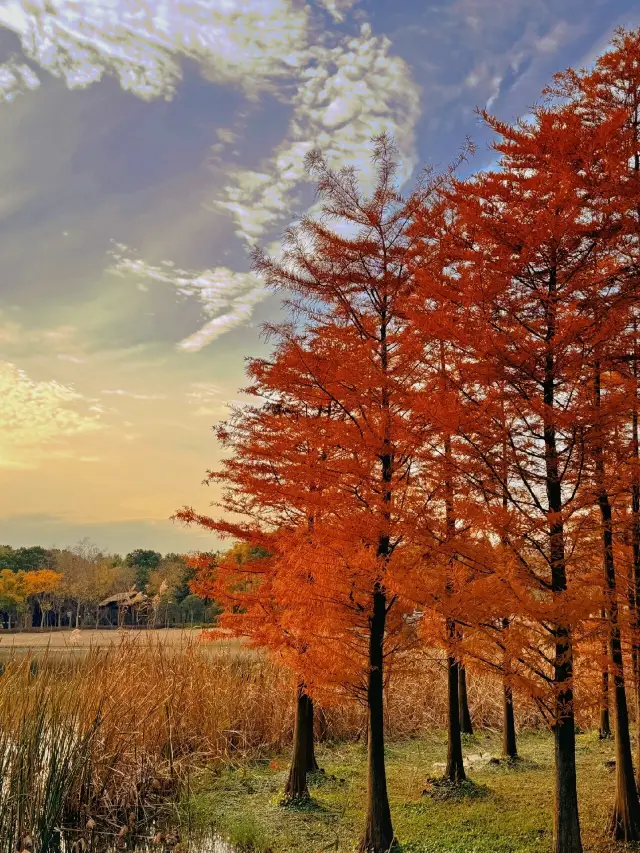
[0,0,638,557]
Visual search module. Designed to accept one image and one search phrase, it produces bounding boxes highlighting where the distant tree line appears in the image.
[0,540,220,630]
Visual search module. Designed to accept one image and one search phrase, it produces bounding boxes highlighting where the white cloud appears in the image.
[101,389,167,400]
[57,354,85,364]
[0,313,87,360]
[11,3,422,346]
[186,382,231,417]
[109,247,268,352]
[0,58,40,103]
[0,0,311,100]
[398,0,590,138]
[318,0,359,23]
[217,22,422,242]
[485,75,503,110]
[535,21,571,53]
[0,361,101,468]
[215,127,238,145]
[187,382,225,401]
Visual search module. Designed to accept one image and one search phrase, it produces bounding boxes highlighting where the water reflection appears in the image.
[194,837,235,852]
[60,833,235,853]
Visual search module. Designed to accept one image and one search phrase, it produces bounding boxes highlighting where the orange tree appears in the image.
[438,99,635,853]
[181,137,444,852]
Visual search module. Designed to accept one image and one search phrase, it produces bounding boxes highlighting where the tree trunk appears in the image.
[554,707,582,853]
[608,635,640,839]
[500,618,518,760]
[458,665,473,735]
[305,695,320,773]
[602,514,640,839]
[599,678,612,740]
[544,274,582,853]
[284,686,310,802]
[503,680,518,760]
[630,363,640,782]
[599,625,612,740]
[594,363,640,839]
[440,414,465,784]
[445,628,466,782]
[359,586,394,853]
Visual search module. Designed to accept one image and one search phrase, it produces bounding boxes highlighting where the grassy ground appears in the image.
[183,730,628,853]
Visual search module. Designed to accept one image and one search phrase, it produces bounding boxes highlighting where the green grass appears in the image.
[181,730,633,853]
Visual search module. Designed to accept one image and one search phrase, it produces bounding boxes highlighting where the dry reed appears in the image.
[0,633,580,849]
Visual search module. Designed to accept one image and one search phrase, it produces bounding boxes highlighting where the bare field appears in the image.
[0,628,245,655]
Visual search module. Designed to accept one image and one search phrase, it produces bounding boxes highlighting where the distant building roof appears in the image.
[98,590,149,607]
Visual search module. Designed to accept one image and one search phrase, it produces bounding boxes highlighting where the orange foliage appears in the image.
[179,29,640,853]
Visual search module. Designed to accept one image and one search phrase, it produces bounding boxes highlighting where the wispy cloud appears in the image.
[0,313,88,361]
[318,0,360,23]
[217,22,421,243]
[104,14,422,347]
[187,382,225,402]
[0,361,102,468]
[0,58,40,103]
[0,0,311,100]
[186,382,232,417]
[109,246,267,352]
[101,389,167,401]
[389,0,595,146]
[0,4,422,352]
[57,354,85,364]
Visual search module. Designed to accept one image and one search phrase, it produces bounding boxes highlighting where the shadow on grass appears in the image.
[308,770,349,789]
[421,777,490,801]
[276,794,333,813]
[483,755,539,772]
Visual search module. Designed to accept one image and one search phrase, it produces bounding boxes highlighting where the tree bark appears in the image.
[458,665,473,735]
[359,586,394,853]
[503,680,518,760]
[630,357,640,782]
[500,618,518,760]
[544,269,582,853]
[305,695,320,773]
[360,307,395,852]
[629,155,640,792]
[554,710,582,853]
[599,626,611,740]
[601,515,640,839]
[284,685,310,802]
[594,363,640,839]
[445,625,466,782]
[440,408,465,784]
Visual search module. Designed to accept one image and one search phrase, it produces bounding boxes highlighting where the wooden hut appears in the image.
[97,589,151,627]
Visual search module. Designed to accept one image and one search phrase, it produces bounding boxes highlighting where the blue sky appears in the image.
[0,0,637,556]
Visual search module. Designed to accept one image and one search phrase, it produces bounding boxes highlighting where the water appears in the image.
[60,831,235,853]
[194,838,236,852]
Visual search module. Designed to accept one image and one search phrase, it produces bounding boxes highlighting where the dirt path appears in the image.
[0,628,250,659]
[0,628,204,650]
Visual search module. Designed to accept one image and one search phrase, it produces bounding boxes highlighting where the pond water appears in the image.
[188,838,235,852]
[60,830,236,853]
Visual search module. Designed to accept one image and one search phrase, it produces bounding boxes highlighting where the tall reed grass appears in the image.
[0,634,552,850]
